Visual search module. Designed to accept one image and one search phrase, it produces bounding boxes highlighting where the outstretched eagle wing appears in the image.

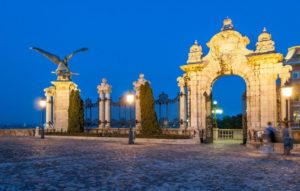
[30,47,61,65]
[63,47,88,64]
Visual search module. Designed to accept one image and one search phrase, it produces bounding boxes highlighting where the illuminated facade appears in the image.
[177,18,292,142]
[284,46,300,125]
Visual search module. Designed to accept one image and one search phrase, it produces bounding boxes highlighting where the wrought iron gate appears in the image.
[83,92,180,128]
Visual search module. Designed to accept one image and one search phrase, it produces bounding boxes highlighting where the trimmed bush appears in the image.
[140,82,162,135]
[68,90,84,133]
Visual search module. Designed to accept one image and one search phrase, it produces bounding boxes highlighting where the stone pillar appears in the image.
[246,74,261,138]
[51,81,78,132]
[133,73,148,131]
[135,89,141,130]
[177,77,186,129]
[187,85,191,128]
[97,78,112,128]
[259,73,277,129]
[44,86,55,129]
[45,93,52,128]
[197,85,208,143]
[105,92,111,128]
[98,92,105,128]
[189,79,198,133]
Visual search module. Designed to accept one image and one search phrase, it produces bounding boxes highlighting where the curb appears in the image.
[46,135,196,145]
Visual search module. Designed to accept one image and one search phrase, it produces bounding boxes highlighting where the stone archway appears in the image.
[208,74,247,143]
[177,18,292,143]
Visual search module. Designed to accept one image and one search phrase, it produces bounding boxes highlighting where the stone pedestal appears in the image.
[51,81,78,132]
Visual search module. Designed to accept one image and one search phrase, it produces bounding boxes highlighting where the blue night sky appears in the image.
[0,0,300,124]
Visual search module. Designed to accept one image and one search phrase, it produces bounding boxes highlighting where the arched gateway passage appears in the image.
[177,18,292,143]
[211,75,246,144]
[211,75,246,115]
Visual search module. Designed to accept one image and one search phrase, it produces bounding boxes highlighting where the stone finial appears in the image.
[187,40,202,64]
[133,73,148,90]
[255,27,275,53]
[262,27,267,33]
[221,17,234,31]
[258,27,272,41]
[139,73,144,80]
[98,78,112,94]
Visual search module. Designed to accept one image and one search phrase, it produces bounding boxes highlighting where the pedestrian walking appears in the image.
[262,122,276,154]
[282,125,293,155]
[265,122,276,143]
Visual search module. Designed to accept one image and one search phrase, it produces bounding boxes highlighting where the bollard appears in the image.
[35,127,40,137]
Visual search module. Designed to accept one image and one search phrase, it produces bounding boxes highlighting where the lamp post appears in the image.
[212,101,218,128]
[212,100,223,128]
[39,99,47,139]
[282,86,293,127]
[126,92,135,144]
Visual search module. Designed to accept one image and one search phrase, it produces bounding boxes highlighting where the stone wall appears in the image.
[85,128,195,136]
[3,128,299,143]
[0,129,35,136]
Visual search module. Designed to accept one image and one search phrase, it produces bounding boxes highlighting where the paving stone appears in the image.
[0,137,299,190]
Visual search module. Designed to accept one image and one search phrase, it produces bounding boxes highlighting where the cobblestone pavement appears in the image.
[0,137,300,191]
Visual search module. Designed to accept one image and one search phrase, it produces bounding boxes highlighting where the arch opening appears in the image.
[209,75,247,144]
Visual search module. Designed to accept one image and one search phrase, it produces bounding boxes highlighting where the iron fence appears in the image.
[83,92,180,128]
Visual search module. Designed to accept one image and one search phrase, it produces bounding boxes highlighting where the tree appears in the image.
[68,90,84,133]
[217,114,242,129]
[140,82,162,135]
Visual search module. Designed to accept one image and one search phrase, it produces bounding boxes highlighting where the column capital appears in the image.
[133,73,149,91]
[177,76,186,87]
[97,78,112,94]
[44,86,55,97]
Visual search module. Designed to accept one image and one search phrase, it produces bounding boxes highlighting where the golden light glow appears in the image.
[212,109,223,114]
[216,109,223,114]
[126,93,135,104]
[39,99,47,108]
[282,87,293,97]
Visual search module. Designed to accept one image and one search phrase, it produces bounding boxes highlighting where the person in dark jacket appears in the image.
[282,125,293,155]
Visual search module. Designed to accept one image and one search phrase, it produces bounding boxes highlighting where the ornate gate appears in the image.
[155,92,180,128]
[177,18,291,143]
[84,95,135,128]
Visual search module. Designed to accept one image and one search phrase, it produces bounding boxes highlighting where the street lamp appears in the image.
[39,99,46,139]
[212,101,223,128]
[212,101,218,128]
[215,109,223,115]
[126,92,135,144]
[282,86,293,127]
